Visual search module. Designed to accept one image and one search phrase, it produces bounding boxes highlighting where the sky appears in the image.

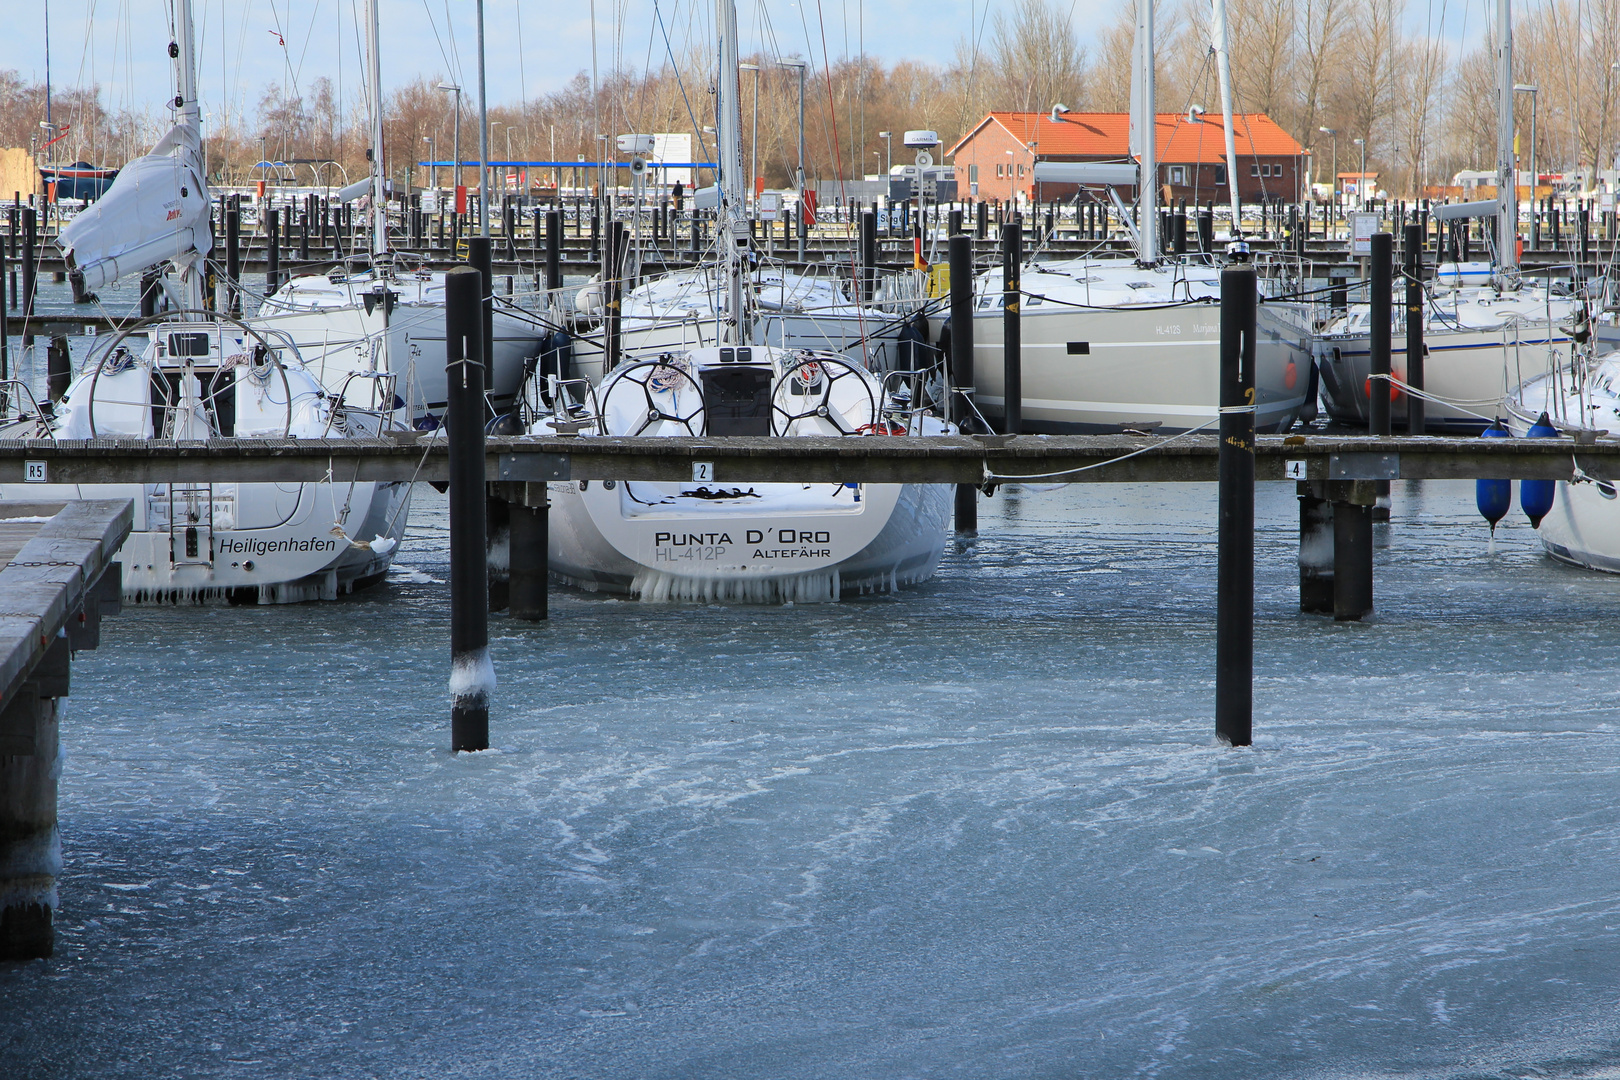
[0,0,973,124]
[0,0,1489,131]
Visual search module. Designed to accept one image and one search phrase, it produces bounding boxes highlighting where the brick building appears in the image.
[947,111,1308,206]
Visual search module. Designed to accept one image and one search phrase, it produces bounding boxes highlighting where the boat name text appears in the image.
[217,536,340,556]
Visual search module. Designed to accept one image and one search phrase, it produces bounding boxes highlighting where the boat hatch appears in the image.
[700,366,772,435]
[168,331,212,358]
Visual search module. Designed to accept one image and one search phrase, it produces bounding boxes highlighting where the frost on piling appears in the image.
[448,646,497,703]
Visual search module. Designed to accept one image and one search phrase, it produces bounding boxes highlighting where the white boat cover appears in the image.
[58,122,211,291]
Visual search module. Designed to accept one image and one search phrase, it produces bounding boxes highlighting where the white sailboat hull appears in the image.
[1316,327,1588,431]
[1505,365,1620,573]
[959,300,1312,434]
[545,478,952,601]
[254,301,538,417]
[0,479,412,602]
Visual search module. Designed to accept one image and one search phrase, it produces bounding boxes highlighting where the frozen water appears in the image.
[4,469,1620,1078]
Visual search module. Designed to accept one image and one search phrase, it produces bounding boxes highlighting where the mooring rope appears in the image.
[981,416,1219,484]
[1367,372,1503,423]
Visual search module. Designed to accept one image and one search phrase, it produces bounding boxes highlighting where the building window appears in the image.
[1214,165,1227,185]
[996,163,1004,178]
[1169,166,1186,185]
[1250,163,1260,177]
[1018,163,1025,178]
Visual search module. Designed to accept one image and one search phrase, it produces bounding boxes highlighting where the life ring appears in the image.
[857,421,908,436]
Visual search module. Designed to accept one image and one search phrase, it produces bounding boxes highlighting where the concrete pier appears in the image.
[0,499,130,960]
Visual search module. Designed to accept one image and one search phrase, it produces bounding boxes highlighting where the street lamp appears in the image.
[423,136,435,190]
[1514,83,1538,212]
[436,81,461,190]
[777,59,808,259]
[1318,126,1337,221]
[1352,137,1366,210]
[491,120,504,203]
[878,131,892,182]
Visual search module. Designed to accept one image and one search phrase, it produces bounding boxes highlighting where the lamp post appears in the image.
[879,131,892,181]
[1514,83,1538,214]
[1353,137,1366,210]
[778,60,808,259]
[1318,126,1337,223]
[437,82,462,191]
[491,120,504,205]
[424,137,436,191]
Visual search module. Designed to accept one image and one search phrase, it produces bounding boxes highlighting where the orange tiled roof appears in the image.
[950,112,1307,163]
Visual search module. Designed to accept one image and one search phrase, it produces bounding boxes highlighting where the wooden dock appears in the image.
[0,432,1608,486]
[0,498,130,961]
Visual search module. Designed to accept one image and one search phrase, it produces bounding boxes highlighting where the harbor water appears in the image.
[5,476,1620,1078]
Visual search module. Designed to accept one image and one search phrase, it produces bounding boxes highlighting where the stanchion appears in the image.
[1332,484,1375,621]
[1216,262,1255,747]
[225,207,241,317]
[21,207,35,349]
[265,208,281,296]
[860,210,877,304]
[545,209,562,296]
[445,266,490,752]
[1404,222,1425,435]
[467,236,495,382]
[949,232,977,532]
[509,495,549,621]
[1298,482,1333,613]
[1002,221,1021,435]
[1368,231,1392,520]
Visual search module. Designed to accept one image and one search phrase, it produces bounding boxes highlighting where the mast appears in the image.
[173,0,200,133]
[1496,0,1517,276]
[173,0,204,310]
[365,0,388,258]
[1131,0,1158,264]
[477,0,490,238]
[1211,0,1242,235]
[716,0,749,343]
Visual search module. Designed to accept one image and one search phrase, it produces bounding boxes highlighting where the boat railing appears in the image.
[0,380,54,437]
[324,370,403,437]
[527,375,601,434]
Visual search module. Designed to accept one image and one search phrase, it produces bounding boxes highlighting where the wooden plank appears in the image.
[0,499,134,710]
[0,435,1613,485]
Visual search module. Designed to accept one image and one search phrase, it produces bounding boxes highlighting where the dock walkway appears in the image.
[0,498,131,961]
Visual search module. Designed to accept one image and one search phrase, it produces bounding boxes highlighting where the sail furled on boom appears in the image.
[58,121,211,292]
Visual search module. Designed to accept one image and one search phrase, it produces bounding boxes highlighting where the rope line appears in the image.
[981,418,1219,484]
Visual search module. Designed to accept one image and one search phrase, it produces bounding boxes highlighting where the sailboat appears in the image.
[0,0,410,603]
[944,0,1313,435]
[522,0,953,602]
[248,0,545,424]
[602,262,919,370]
[1313,0,1606,431]
[1503,330,1620,571]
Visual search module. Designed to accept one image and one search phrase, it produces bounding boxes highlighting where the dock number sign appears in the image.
[692,462,714,483]
[23,461,46,483]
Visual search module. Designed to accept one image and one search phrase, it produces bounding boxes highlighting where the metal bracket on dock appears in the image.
[496,453,571,482]
[1328,452,1400,481]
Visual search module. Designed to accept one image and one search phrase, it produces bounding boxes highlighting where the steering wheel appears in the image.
[770,354,877,436]
[85,308,297,440]
[595,358,706,436]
